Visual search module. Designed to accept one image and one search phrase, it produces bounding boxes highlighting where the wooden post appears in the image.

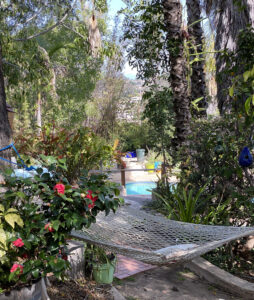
[121,167,126,187]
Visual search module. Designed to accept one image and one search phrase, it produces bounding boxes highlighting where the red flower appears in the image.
[22,253,29,259]
[45,223,54,232]
[54,183,65,194]
[62,254,68,261]
[12,238,24,248]
[10,264,23,274]
[86,190,98,209]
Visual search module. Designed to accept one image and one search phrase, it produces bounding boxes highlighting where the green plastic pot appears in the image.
[92,258,116,284]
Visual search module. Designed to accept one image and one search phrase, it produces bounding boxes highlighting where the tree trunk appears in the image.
[0,38,12,167]
[163,0,191,148]
[186,0,207,117]
[205,0,254,114]
[37,91,42,135]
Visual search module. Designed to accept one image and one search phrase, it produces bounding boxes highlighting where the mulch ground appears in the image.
[47,277,113,300]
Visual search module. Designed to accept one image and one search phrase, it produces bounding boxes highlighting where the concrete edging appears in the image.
[185,257,254,300]
[110,286,126,300]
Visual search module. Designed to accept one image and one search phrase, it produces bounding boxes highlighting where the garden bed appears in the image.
[204,246,254,284]
[47,277,112,300]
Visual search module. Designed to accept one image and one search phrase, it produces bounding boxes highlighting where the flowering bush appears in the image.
[0,156,122,293]
[14,125,114,182]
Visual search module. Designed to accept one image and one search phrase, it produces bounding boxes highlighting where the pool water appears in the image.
[126,182,156,195]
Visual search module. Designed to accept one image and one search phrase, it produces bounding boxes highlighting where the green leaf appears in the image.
[5,213,24,228]
[23,240,31,250]
[32,268,40,278]
[0,229,7,249]
[0,205,4,213]
[243,70,251,82]
[229,85,234,97]
[245,96,251,115]
[15,191,26,199]
[52,220,60,231]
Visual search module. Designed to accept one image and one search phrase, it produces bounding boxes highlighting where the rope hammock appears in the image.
[72,205,254,265]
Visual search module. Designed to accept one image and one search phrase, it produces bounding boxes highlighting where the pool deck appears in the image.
[110,160,162,184]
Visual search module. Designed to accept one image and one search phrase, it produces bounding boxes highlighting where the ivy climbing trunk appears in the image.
[163,0,191,148]
[186,0,207,117]
[0,38,12,166]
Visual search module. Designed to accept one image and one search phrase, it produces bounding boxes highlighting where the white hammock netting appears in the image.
[71,205,254,265]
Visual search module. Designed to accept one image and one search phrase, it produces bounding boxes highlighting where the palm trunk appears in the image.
[163,0,191,148]
[205,0,254,113]
[0,38,12,167]
[186,0,207,117]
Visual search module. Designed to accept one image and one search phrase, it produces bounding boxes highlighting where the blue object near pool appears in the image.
[126,182,156,195]
[125,151,137,158]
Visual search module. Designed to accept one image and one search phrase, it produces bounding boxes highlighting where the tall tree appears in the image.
[204,0,254,113]
[0,0,77,153]
[163,0,191,147]
[186,0,207,116]
[0,40,12,162]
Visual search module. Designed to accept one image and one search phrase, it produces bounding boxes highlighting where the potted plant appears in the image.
[85,244,116,284]
[0,156,121,298]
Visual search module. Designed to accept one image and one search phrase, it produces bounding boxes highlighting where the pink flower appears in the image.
[10,264,23,275]
[54,183,65,194]
[86,190,98,209]
[12,238,24,248]
[45,223,54,232]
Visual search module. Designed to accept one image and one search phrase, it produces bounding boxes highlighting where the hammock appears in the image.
[71,205,254,266]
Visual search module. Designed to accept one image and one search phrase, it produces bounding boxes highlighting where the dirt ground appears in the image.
[114,265,240,300]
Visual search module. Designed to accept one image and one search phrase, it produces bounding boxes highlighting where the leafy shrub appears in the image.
[0,156,121,292]
[180,116,254,225]
[153,183,207,223]
[14,124,113,182]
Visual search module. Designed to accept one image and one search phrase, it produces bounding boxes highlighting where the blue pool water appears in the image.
[126,182,156,195]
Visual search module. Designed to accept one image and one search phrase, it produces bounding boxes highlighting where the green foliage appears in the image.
[180,116,254,226]
[123,0,169,84]
[1,0,115,131]
[153,183,207,223]
[0,156,121,290]
[116,121,152,152]
[222,26,254,121]
[142,86,174,162]
[14,124,113,182]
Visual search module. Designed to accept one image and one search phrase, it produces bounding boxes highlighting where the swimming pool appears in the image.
[126,182,156,195]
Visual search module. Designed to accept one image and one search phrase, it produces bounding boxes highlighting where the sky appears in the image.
[107,0,187,80]
[108,0,138,79]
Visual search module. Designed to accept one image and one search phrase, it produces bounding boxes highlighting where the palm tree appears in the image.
[186,0,207,117]
[0,40,12,164]
[162,0,191,148]
[203,0,254,113]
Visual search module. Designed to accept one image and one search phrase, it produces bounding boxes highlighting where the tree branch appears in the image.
[61,24,88,41]
[15,0,78,42]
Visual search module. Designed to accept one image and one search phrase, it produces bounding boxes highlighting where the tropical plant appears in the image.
[180,116,254,226]
[14,124,113,182]
[153,183,207,223]
[0,155,121,292]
